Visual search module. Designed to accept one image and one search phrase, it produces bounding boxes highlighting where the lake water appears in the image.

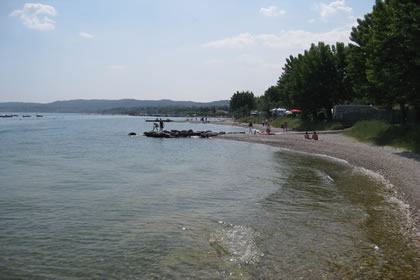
[0,114,418,279]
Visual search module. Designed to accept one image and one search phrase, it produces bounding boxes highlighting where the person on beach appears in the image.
[248,121,253,134]
[305,131,310,139]
[265,123,271,134]
[312,131,318,140]
[283,120,288,132]
[159,119,164,131]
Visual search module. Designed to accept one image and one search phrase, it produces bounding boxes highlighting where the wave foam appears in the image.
[210,222,263,265]
[352,167,416,234]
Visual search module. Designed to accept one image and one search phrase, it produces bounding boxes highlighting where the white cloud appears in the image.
[257,27,351,50]
[202,27,351,51]
[319,0,352,20]
[80,32,95,39]
[260,6,286,17]
[10,3,57,31]
[202,33,256,48]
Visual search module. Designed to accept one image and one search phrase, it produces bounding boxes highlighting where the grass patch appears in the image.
[271,117,346,131]
[236,116,346,131]
[270,117,300,129]
[344,120,420,154]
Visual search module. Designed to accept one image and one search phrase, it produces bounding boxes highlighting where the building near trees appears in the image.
[333,105,377,123]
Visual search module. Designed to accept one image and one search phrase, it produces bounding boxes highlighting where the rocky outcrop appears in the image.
[142,130,245,138]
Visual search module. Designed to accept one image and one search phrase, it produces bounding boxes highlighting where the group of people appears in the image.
[249,121,272,135]
[304,131,318,140]
[249,121,319,140]
[261,119,288,132]
[153,119,165,132]
[261,119,269,127]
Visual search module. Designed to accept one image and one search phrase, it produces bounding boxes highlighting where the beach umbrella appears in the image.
[290,109,302,113]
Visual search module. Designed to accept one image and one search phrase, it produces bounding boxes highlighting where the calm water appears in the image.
[0,114,418,279]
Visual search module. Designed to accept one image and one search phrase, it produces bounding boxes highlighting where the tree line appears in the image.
[103,105,229,117]
[230,0,419,124]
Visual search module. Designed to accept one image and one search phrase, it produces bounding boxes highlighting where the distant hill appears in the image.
[0,99,230,114]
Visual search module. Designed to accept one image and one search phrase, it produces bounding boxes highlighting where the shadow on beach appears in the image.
[395,151,420,162]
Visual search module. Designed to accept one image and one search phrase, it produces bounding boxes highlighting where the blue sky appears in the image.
[1,0,375,103]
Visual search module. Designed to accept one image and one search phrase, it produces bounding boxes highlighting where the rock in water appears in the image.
[143,129,226,138]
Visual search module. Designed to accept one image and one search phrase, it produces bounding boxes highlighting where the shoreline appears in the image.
[211,119,420,237]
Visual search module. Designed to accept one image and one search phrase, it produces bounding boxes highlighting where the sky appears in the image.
[0,0,375,103]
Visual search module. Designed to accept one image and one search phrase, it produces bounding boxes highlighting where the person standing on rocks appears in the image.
[159,119,164,132]
[153,122,158,132]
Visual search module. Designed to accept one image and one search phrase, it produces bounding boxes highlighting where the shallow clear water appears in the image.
[0,114,418,279]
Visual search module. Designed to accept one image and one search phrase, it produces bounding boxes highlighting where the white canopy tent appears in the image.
[270,108,287,117]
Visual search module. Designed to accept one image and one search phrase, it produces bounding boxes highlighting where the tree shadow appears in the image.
[395,151,420,162]
[372,124,420,155]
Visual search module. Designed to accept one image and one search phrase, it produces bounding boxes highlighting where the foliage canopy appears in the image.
[230,0,420,124]
[230,91,256,118]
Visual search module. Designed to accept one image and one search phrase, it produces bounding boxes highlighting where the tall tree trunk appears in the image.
[399,103,407,126]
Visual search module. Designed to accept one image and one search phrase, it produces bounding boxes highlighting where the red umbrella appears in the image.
[290,109,302,113]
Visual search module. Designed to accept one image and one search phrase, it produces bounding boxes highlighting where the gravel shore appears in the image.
[213,120,420,234]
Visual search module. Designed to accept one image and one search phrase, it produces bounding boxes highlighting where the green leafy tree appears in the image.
[347,14,375,103]
[348,0,420,124]
[260,86,281,116]
[229,91,256,118]
[277,55,297,109]
[276,42,353,120]
[332,42,354,106]
[254,95,265,113]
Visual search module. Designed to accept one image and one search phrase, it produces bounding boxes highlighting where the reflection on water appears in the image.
[0,114,418,279]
